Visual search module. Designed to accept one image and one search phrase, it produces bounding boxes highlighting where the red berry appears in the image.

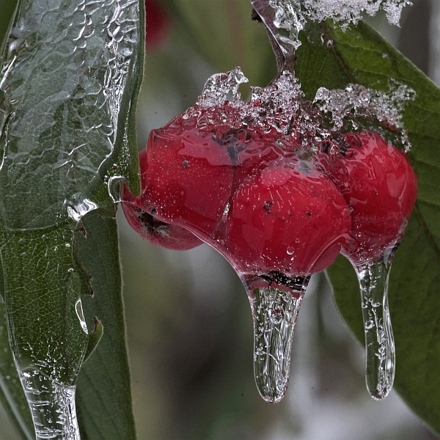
[319,131,418,265]
[121,196,202,251]
[139,113,235,238]
[223,163,351,277]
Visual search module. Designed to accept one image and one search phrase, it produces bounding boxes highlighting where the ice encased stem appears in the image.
[247,284,305,403]
[356,260,395,400]
[19,369,79,440]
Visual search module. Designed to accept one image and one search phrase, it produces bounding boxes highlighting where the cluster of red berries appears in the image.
[122,94,417,286]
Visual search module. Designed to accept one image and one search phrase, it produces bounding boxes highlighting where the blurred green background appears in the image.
[0,0,439,438]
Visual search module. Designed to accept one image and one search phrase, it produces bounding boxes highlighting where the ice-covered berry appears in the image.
[223,163,351,277]
[319,131,418,265]
[141,114,235,238]
[121,197,202,250]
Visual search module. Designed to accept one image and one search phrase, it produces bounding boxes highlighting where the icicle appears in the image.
[19,368,80,440]
[355,259,395,400]
[243,274,308,403]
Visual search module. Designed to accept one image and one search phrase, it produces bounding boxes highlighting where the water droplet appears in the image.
[355,259,395,400]
[107,175,126,203]
[243,273,308,403]
[75,299,89,335]
[65,193,98,223]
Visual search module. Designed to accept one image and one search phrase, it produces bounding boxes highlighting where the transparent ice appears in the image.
[19,369,80,440]
[355,259,395,400]
[197,67,249,109]
[0,0,140,228]
[314,81,416,150]
[244,277,308,403]
[303,0,411,27]
[0,0,141,438]
[252,0,412,53]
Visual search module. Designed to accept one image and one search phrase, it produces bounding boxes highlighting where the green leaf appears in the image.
[0,0,142,230]
[296,21,440,434]
[76,210,136,440]
[0,0,17,55]
[0,300,33,440]
[0,0,143,437]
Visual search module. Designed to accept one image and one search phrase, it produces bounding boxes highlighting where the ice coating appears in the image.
[314,82,416,150]
[356,260,395,400]
[186,69,331,151]
[247,282,306,403]
[303,0,411,27]
[19,370,80,440]
[252,0,411,54]
[0,0,141,228]
[188,69,413,154]
[127,66,416,404]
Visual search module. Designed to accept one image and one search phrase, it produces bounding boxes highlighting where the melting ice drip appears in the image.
[355,260,395,400]
[18,369,80,440]
[243,275,308,403]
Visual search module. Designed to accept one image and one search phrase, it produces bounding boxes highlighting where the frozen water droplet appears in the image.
[18,368,80,439]
[107,175,126,203]
[355,259,395,400]
[65,193,98,223]
[197,67,248,108]
[75,299,89,335]
[243,274,307,403]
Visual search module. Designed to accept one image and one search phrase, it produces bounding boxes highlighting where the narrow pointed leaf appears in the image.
[76,211,136,440]
[0,0,143,437]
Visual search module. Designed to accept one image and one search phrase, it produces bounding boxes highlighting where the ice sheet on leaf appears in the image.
[0,0,140,229]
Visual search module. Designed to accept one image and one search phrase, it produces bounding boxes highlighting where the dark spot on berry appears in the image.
[182,159,189,168]
[137,209,170,236]
[263,200,273,214]
[306,211,312,216]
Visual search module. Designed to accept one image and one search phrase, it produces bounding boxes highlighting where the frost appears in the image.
[191,69,322,148]
[314,81,415,149]
[302,0,412,27]
[188,68,413,153]
[197,67,249,108]
[256,0,412,52]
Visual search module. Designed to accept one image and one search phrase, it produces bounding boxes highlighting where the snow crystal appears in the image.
[303,0,412,27]
[262,0,412,51]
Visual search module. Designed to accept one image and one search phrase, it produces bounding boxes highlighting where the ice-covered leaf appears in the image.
[0,300,33,440]
[295,20,440,434]
[0,0,143,437]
